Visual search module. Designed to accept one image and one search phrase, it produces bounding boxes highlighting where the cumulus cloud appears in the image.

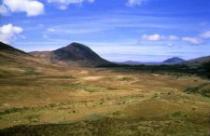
[1,0,44,16]
[47,0,95,10]
[0,24,23,43]
[141,34,179,41]
[127,0,147,7]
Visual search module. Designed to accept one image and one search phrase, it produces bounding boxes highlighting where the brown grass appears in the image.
[0,60,210,135]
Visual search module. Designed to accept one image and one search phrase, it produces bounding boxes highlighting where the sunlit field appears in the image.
[0,57,210,135]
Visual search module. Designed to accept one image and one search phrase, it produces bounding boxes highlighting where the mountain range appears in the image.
[1,41,210,69]
[121,58,185,65]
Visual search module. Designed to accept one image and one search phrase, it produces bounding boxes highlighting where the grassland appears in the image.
[0,60,210,135]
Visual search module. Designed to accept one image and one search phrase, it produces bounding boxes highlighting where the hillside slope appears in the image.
[185,56,210,66]
[0,41,31,67]
[0,42,29,62]
[0,42,60,77]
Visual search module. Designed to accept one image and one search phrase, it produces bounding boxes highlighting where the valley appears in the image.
[0,42,210,136]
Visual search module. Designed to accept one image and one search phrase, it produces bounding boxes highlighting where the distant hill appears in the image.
[163,57,185,65]
[120,57,186,66]
[120,60,143,65]
[185,56,210,78]
[31,42,112,67]
[185,56,210,66]
[121,60,161,65]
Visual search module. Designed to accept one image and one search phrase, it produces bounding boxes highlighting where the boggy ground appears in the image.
[0,66,210,136]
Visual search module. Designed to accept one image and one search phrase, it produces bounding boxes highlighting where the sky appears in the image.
[0,0,210,62]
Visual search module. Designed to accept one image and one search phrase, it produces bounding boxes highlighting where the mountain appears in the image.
[31,42,112,67]
[163,57,185,65]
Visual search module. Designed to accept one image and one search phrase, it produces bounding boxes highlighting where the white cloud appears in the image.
[142,34,161,41]
[141,33,207,45]
[47,0,95,10]
[0,24,23,43]
[200,31,210,39]
[2,0,44,16]
[140,33,209,45]
[127,0,147,7]
[180,31,210,45]
[141,34,179,41]
[182,37,203,45]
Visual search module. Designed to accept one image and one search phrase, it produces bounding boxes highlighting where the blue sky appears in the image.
[0,0,210,62]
